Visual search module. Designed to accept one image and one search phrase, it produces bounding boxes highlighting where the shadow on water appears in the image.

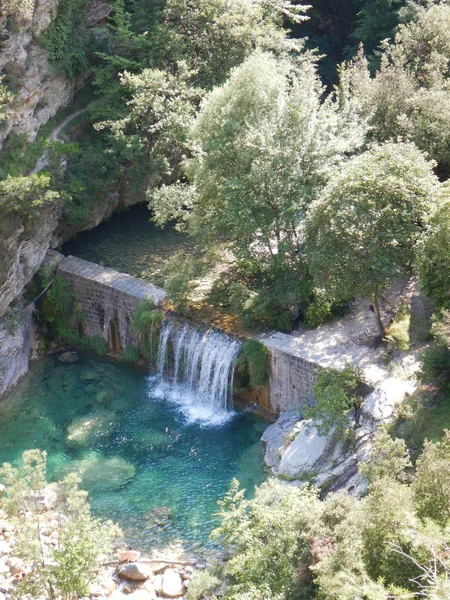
[61,205,198,287]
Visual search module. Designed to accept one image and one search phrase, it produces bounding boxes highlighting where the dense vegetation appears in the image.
[2,0,450,598]
[200,430,450,600]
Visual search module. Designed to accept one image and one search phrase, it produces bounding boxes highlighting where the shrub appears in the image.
[0,174,61,222]
[421,345,450,393]
[122,346,140,364]
[130,300,164,362]
[304,364,364,438]
[0,450,121,600]
[240,340,269,389]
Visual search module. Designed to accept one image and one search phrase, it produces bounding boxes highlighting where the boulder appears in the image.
[143,506,172,527]
[55,452,136,492]
[66,410,115,447]
[117,562,153,582]
[80,370,101,382]
[57,351,79,364]
[162,569,184,598]
[261,410,303,470]
[360,378,416,424]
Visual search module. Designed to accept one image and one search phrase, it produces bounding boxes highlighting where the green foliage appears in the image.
[344,3,450,177]
[0,75,14,123]
[185,563,224,600]
[162,252,207,311]
[212,478,321,599]
[419,185,450,309]
[45,275,73,321]
[304,364,364,437]
[240,340,269,388]
[156,51,364,260]
[130,300,164,362]
[40,0,92,77]
[0,450,120,600]
[384,305,411,351]
[413,430,450,526]
[145,0,309,89]
[0,174,61,222]
[214,430,450,599]
[422,345,450,394]
[122,346,140,364]
[305,142,438,332]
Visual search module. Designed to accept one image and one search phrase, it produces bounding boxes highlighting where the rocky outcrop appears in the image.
[0,0,112,150]
[262,377,417,495]
[0,209,59,318]
[0,0,74,149]
[0,304,36,396]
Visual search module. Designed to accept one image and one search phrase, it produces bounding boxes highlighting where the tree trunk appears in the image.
[372,295,385,335]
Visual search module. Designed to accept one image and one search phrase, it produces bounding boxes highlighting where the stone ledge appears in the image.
[58,256,167,306]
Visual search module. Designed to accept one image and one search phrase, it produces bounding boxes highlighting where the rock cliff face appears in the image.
[0,305,36,396]
[0,208,59,318]
[0,0,75,149]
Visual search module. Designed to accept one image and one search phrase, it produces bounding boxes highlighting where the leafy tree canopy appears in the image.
[305,141,438,331]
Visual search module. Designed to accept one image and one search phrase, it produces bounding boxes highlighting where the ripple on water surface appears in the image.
[0,355,267,552]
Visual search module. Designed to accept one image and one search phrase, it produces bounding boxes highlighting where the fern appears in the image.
[241,340,269,388]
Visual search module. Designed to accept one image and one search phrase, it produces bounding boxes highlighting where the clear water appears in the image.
[61,205,199,287]
[0,355,267,555]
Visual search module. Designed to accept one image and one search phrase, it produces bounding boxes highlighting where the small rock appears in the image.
[143,507,172,527]
[152,574,163,594]
[117,563,153,582]
[80,370,101,382]
[162,569,184,598]
[58,351,79,364]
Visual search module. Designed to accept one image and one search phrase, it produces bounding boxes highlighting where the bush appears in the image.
[304,364,364,438]
[0,450,121,600]
[122,346,140,364]
[421,345,450,393]
[240,340,269,389]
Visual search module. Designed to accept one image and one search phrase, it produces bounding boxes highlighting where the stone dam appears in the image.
[49,253,388,414]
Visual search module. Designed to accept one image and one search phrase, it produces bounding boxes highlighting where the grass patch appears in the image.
[384,306,411,351]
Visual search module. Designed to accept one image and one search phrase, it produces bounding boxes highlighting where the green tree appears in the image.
[151,51,365,263]
[304,364,364,437]
[305,142,438,333]
[413,430,450,526]
[0,450,120,600]
[419,183,450,309]
[0,174,61,220]
[145,0,310,88]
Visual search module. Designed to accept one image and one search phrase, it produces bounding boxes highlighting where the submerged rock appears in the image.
[80,370,101,382]
[143,506,172,528]
[66,410,115,447]
[55,452,136,491]
[58,351,79,364]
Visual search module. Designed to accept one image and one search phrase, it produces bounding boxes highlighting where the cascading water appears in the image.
[153,320,242,425]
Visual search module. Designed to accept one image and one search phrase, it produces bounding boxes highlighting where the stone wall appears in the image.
[266,346,317,413]
[57,255,167,352]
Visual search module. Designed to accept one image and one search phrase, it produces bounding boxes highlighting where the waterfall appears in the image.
[152,320,242,425]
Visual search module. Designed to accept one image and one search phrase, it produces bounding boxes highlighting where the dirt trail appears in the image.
[31,107,89,174]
